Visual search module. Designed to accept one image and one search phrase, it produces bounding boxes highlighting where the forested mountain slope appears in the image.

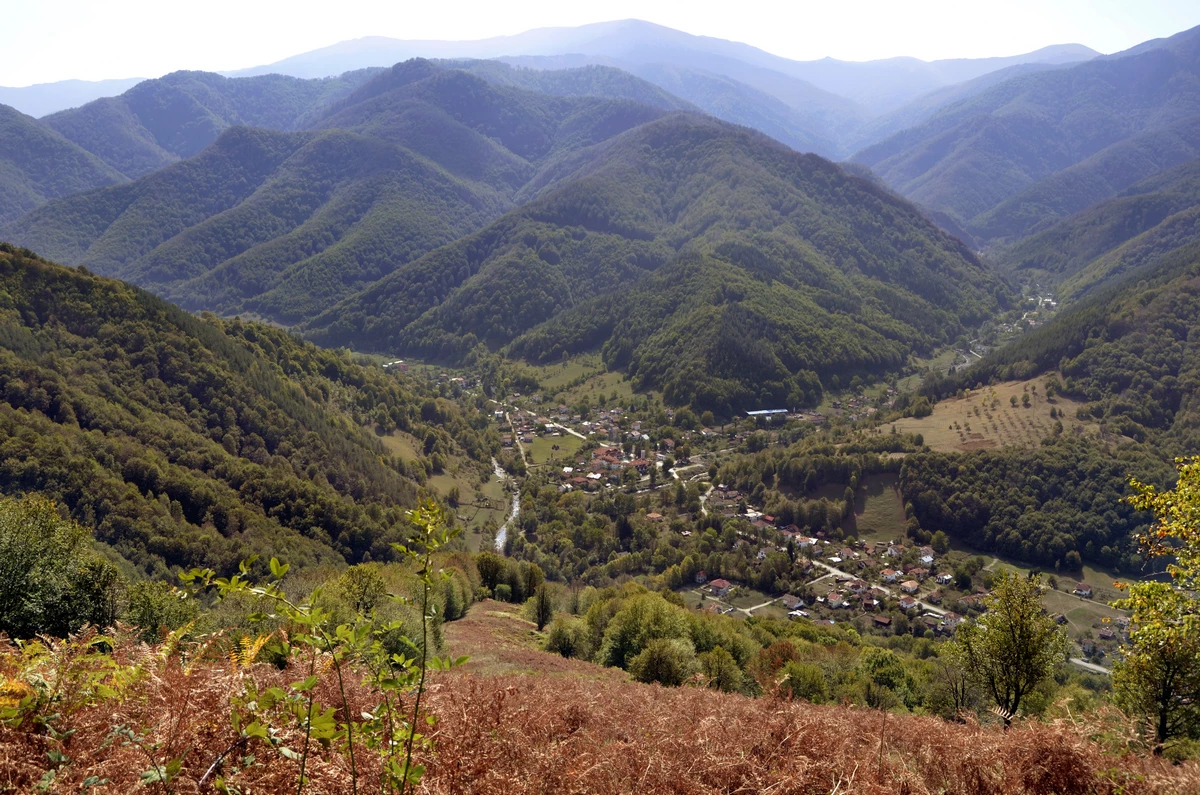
[902,241,1200,570]
[991,156,1200,298]
[3,126,509,322]
[0,243,495,576]
[3,62,672,324]
[40,69,383,178]
[940,241,1200,455]
[440,60,694,113]
[307,113,1009,413]
[489,54,857,157]
[852,25,1200,245]
[237,19,1095,115]
[0,104,127,224]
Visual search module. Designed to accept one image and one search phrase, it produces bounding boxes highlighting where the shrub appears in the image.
[628,638,697,686]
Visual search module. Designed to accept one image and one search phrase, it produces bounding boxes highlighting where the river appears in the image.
[492,457,519,551]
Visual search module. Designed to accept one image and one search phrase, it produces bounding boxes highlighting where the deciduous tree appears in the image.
[950,570,1068,723]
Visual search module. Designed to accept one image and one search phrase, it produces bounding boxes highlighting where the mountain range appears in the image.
[853,24,1200,247]
[3,20,1200,415]
[230,20,1097,115]
[304,111,1005,412]
[2,61,679,322]
[1,55,1007,412]
[2,19,1099,163]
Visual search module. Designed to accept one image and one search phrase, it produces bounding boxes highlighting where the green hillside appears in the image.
[0,104,127,224]
[991,156,1200,297]
[308,114,1008,413]
[852,27,1200,244]
[939,241,1200,455]
[0,243,496,576]
[41,69,382,177]
[446,60,694,112]
[3,62,680,325]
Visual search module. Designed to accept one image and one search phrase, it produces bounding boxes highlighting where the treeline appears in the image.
[0,491,480,646]
[716,432,924,532]
[0,244,497,575]
[537,584,1089,721]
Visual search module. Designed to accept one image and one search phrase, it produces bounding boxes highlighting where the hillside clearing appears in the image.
[891,376,1097,452]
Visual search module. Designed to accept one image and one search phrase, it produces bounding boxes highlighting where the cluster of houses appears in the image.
[557,445,662,491]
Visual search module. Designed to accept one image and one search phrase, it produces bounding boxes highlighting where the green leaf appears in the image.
[243,721,269,740]
[140,766,167,784]
[290,675,319,692]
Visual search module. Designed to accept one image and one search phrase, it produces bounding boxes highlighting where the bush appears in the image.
[0,494,123,638]
[780,661,829,703]
[628,638,697,686]
[495,583,513,602]
[124,580,199,643]
[545,616,589,659]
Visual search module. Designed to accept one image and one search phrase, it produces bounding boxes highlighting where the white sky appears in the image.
[4,0,1199,87]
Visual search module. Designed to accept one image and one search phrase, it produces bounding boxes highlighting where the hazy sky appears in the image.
[4,0,1199,86]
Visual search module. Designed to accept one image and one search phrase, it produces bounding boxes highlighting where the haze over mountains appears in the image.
[854,24,1200,248]
[1,17,1200,415]
[3,19,1099,162]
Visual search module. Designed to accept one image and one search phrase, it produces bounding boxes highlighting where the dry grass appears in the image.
[443,600,625,681]
[0,630,382,794]
[3,609,1197,794]
[419,675,1198,794]
[891,377,1096,453]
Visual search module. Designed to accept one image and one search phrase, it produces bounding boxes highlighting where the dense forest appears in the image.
[852,26,1200,244]
[0,104,127,224]
[1,62,684,325]
[991,156,1200,297]
[0,243,497,576]
[40,68,385,177]
[899,439,1153,572]
[309,112,1009,412]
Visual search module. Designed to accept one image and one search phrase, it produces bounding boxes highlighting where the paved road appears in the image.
[737,600,778,616]
[809,558,946,616]
[1069,657,1112,675]
[545,422,586,440]
[492,399,587,440]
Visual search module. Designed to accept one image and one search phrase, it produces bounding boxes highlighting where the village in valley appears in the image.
[473,354,1130,672]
